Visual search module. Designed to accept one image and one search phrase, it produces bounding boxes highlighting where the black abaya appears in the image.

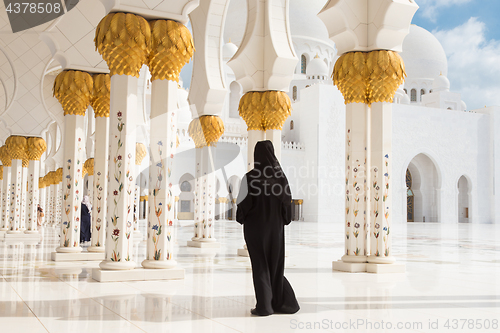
[236,140,299,316]
[80,203,91,243]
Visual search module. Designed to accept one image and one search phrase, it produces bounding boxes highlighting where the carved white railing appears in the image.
[282,141,305,151]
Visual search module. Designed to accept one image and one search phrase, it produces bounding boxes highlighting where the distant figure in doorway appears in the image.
[236,140,300,316]
[37,204,44,227]
[80,195,92,244]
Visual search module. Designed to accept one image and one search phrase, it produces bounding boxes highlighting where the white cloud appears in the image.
[416,0,473,22]
[433,17,500,109]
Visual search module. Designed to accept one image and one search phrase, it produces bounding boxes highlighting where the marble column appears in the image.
[25,137,47,234]
[142,19,194,268]
[53,70,93,253]
[95,12,151,270]
[88,73,110,253]
[45,173,54,226]
[6,136,28,234]
[134,143,146,239]
[0,146,12,231]
[0,166,3,227]
[84,158,94,201]
[20,162,28,230]
[55,168,63,226]
[38,178,46,226]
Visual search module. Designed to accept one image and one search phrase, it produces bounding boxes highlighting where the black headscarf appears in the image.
[239,140,291,201]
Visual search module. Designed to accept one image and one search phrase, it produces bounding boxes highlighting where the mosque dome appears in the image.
[461,100,467,111]
[306,55,329,77]
[400,25,448,81]
[223,41,238,62]
[432,74,450,92]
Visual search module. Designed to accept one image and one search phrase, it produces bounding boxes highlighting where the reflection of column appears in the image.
[96,12,150,270]
[142,19,193,269]
[134,143,146,239]
[53,70,93,253]
[88,74,110,253]
[6,136,28,234]
[0,146,12,231]
[25,138,46,233]
[20,161,28,230]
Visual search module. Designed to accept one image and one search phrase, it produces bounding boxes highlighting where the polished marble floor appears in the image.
[1,221,500,333]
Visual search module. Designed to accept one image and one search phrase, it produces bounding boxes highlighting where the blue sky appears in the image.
[181,1,500,109]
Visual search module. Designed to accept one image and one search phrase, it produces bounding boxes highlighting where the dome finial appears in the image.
[315,53,320,59]
[229,37,232,43]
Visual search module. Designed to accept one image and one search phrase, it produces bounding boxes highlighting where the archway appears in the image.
[405,153,441,222]
[457,176,471,223]
[178,173,195,220]
[226,175,241,220]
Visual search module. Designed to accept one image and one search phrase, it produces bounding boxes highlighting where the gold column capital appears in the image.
[239,91,292,131]
[56,168,63,183]
[92,74,111,118]
[95,12,151,77]
[53,70,93,116]
[0,145,11,167]
[333,50,406,105]
[188,115,225,148]
[22,158,29,168]
[38,177,45,188]
[84,158,94,176]
[135,143,147,165]
[0,165,3,180]
[6,136,27,161]
[27,137,47,161]
[148,19,195,82]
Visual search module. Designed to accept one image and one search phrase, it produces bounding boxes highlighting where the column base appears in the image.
[87,246,105,253]
[332,260,405,274]
[24,230,39,234]
[141,259,177,269]
[3,233,41,242]
[7,230,22,234]
[0,230,5,238]
[99,260,136,271]
[56,246,83,254]
[51,251,104,262]
[187,240,220,248]
[92,267,184,282]
[341,254,367,263]
[367,255,396,264]
[0,228,8,231]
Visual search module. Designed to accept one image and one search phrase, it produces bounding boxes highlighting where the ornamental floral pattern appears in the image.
[110,110,125,262]
[383,154,390,257]
[94,171,103,247]
[345,129,351,255]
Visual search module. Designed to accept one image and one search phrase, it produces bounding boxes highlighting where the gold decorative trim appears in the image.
[148,20,195,82]
[95,12,151,77]
[92,74,111,118]
[238,91,292,131]
[84,158,94,176]
[188,115,225,148]
[333,50,406,105]
[53,70,93,116]
[22,159,29,168]
[135,143,147,165]
[0,165,3,180]
[38,177,45,188]
[56,168,63,183]
[140,195,149,202]
[27,137,47,161]
[6,136,27,161]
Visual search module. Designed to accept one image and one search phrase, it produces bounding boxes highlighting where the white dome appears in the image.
[224,0,331,46]
[223,42,238,62]
[461,100,467,111]
[400,25,448,81]
[432,74,450,92]
[306,55,329,76]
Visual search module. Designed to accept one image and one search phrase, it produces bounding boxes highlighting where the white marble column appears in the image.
[192,147,203,241]
[57,114,86,253]
[247,130,266,171]
[134,143,146,240]
[100,74,138,270]
[200,146,216,242]
[143,79,178,269]
[8,159,23,233]
[39,179,46,226]
[368,102,395,264]
[88,110,109,253]
[20,164,28,230]
[25,157,43,234]
[265,129,282,161]
[0,163,11,231]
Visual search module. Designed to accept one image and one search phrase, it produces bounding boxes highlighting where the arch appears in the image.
[457,175,472,223]
[410,88,417,102]
[229,81,242,118]
[301,54,308,74]
[403,152,443,223]
[178,173,195,219]
[226,175,241,220]
[290,120,294,130]
[420,89,426,101]
[403,88,407,94]
[292,86,297,101]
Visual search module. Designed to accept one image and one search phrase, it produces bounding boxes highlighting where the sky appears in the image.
[181,0,500,110]
[411,0,500,110]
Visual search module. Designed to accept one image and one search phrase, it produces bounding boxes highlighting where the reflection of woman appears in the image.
[236,140,300,316]
[80,196,91,244]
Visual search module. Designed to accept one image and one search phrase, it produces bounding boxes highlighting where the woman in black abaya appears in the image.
[236,140,300,316]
